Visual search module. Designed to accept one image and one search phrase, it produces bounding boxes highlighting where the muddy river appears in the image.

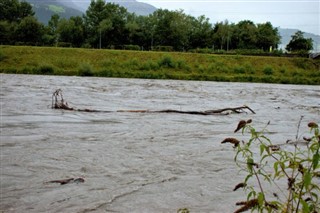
[1,74,319,212]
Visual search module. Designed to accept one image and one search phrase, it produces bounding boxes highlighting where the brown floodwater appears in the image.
[1,74,319,212]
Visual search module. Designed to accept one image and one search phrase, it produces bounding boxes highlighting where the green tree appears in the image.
[84,0,129,48]
[235,20,258,49]
[149,9,192,51]
[0,21,15,44]
[286,31,313,53]
[0,0,34,22]
[133,15,155,50]
[57,16,85,47]
[213,20,233,51]
[42,14,60,46]
[189,15,214,49]
[18,1,34,20]
[257,22,281,51]
[0,0,38,45]
[15,16,44,44]
[125,13,140,45]
[48,14,60,35]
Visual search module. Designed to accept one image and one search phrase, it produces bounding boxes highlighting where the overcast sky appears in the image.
[139,0,320,35]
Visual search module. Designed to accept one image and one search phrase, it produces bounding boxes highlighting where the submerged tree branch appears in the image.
[52,89,256,115]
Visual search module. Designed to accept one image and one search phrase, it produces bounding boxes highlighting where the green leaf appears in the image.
[311,192,319,202]
[247,190,256,200]
[273,161,279,174]
[260,144,265,155]
[312,152,319,170]
[260,135,271,144]
[301,199,310,213]
[257,192,264,206]
[247,158,254,172]
[304,171,312,189]
[245,174,253,183]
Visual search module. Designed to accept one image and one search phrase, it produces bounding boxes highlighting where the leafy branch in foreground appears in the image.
[222,119,320,213]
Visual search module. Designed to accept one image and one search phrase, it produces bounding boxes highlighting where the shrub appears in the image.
[123,45,140,51]
[263,66,273,75]
[189,48,212,54]
[140,60,159,71]
[153,46,173,52]
[37,64,55,74]
[280,68,286,74]
[176,59,190,71]
[294,58,310,70]
[244,62,255,74]
[234,66,246,74]
[78,63,94,76]
[57,42,72,47]
[124,58,139,69]
[221,119,320,213]
[158,55,176,68]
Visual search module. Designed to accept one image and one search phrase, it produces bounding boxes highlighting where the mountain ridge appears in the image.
[27,0,156,24]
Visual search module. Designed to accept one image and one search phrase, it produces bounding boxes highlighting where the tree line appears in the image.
[0,0,313,53]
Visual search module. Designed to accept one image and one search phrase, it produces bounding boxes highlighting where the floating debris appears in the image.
[51,89,256,115]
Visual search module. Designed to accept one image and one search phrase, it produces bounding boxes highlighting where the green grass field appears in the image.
[1,45,319,84]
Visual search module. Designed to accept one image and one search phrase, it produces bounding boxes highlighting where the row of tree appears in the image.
[0,0,313,53]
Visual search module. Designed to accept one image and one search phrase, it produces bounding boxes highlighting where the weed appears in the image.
[222,119,320,212]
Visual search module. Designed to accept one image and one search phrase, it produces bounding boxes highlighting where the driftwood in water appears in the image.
[52,89,255,115]
[52,89,74,110]
[52,89,106,112]
[118,106,255,115]
[45,177,85,185]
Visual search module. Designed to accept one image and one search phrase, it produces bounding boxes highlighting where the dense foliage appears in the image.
[286,31,314,53]
[0,0,313,53]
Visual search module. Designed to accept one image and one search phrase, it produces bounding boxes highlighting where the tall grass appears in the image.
[0,45,319,85]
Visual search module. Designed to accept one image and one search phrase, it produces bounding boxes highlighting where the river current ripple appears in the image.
[1,74,319,212]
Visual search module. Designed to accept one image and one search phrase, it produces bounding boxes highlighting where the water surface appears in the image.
[1,74,319,212]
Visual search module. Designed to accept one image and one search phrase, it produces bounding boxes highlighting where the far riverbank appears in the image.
[1,45,319,85]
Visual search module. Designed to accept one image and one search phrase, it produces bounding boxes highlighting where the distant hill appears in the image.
[278,28,320,52]
[66,0,157,16]
[26,0,83,24]
[25,0,157,25]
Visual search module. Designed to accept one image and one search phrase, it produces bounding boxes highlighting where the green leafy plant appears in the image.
[222,118,320,212]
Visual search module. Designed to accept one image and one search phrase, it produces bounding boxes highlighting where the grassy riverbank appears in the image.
[1,45,319,84]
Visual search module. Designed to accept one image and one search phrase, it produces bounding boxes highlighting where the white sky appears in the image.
[139,0,320,35]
